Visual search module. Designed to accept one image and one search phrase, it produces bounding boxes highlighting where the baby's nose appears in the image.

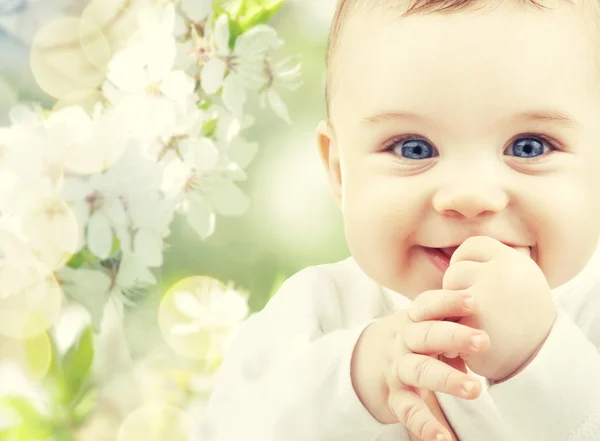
[432,181,508,219]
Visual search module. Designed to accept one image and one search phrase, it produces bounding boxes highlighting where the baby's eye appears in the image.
[505,137,549,158]
[390,139,437,160]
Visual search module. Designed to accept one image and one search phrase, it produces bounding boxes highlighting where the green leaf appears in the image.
[213,0,283,45]
[202,117,219,138]
[66,247,98,269]
[109,236,121,257]
[198,96,213,110]
[0,396,44,424]
[42,334,68,406]
[239,0,284,30]
[62,327,94,405]
[24,332,52,381]
[0,396,54,441]
[71,388,99,424]
[65,252,85,269]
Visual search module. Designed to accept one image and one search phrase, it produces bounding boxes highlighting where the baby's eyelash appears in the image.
[380,133,562,161]
[381,134,428,153]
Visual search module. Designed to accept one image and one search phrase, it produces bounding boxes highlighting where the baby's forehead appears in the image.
[328,0,600,69]
[326,0,600,131]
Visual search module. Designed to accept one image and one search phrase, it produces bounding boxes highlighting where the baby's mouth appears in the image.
[436,245,534,260]
[438,246,458,259]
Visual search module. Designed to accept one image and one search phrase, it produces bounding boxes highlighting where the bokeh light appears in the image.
[30,17,107,101]
[158,276,249,361]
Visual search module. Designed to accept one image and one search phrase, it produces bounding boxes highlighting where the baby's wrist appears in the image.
[351,317,397,424]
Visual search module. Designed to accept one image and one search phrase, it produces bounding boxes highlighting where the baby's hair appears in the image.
[325,0,600,119]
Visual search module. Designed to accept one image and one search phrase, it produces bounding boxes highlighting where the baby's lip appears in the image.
[435,244,532,258]
[439,247,458,258]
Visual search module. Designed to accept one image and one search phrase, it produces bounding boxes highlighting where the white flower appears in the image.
[259,55,303,124]
[161,140,249,240]
[201,15,282,116]
[45,104,128,175]
[0,229,62,338]
[104,3,196,141]
[62,174,126,260]
[170,279,249,335]
[65,143,168,258]
[179,0,212,24]
[213,106,258,169]
[139,95,206,165]
[113,201,172,288]
[98,146,174,287]
[0,107,64,215]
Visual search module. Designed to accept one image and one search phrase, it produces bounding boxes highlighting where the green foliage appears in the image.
[62,328,94,406]
[213,0,284,45]
[0,329,97,440]
[202,116,219,139]
[0,396,54,441]
[66,237,121,269]
[71,389,99,425]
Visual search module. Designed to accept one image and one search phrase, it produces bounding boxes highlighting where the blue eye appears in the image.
[391,139,436,160]
[508,137,548,158]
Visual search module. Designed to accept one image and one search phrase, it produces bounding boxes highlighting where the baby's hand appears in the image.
[351,289,490,441]
[444,236,556,382]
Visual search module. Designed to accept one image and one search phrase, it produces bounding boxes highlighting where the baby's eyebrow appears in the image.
[513,109,581,128]
[361,109,581,128]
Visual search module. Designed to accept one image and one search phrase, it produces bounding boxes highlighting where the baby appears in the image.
[198,1,600,440]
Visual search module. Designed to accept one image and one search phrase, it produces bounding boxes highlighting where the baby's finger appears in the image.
[397,352,482,400]
[408,289,475,323]
[404,320,489,357]
[388,388,451,441]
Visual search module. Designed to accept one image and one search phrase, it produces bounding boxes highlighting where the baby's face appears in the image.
[318,2,600,299]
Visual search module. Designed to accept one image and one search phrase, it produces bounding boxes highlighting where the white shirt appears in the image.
[198,241,600,441]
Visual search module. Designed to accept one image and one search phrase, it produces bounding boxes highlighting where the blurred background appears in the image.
[0,3,352,437]
[0,0,348,314]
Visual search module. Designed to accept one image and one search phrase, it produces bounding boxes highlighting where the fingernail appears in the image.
[470,334,482,349]
[462,379,477,396]
[436,433,447,441]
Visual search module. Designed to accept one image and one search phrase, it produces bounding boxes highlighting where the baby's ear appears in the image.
[316,120,342,207]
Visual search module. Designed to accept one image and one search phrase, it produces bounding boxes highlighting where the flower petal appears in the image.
[133,230,163,267]
[107,47,148,92]
[234,25,281,56]
[205,180,250,216]
[201,58,227,95]
[213,15,230,55]
[227,137,258,169]
[87,212,113,260]
[159,71,195,100]
[222,74,247,117]
[181,0,212,23]
[146,38,177,83]
[188,137,219,171]
[186,200,215,239]
[266,89,291,124]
